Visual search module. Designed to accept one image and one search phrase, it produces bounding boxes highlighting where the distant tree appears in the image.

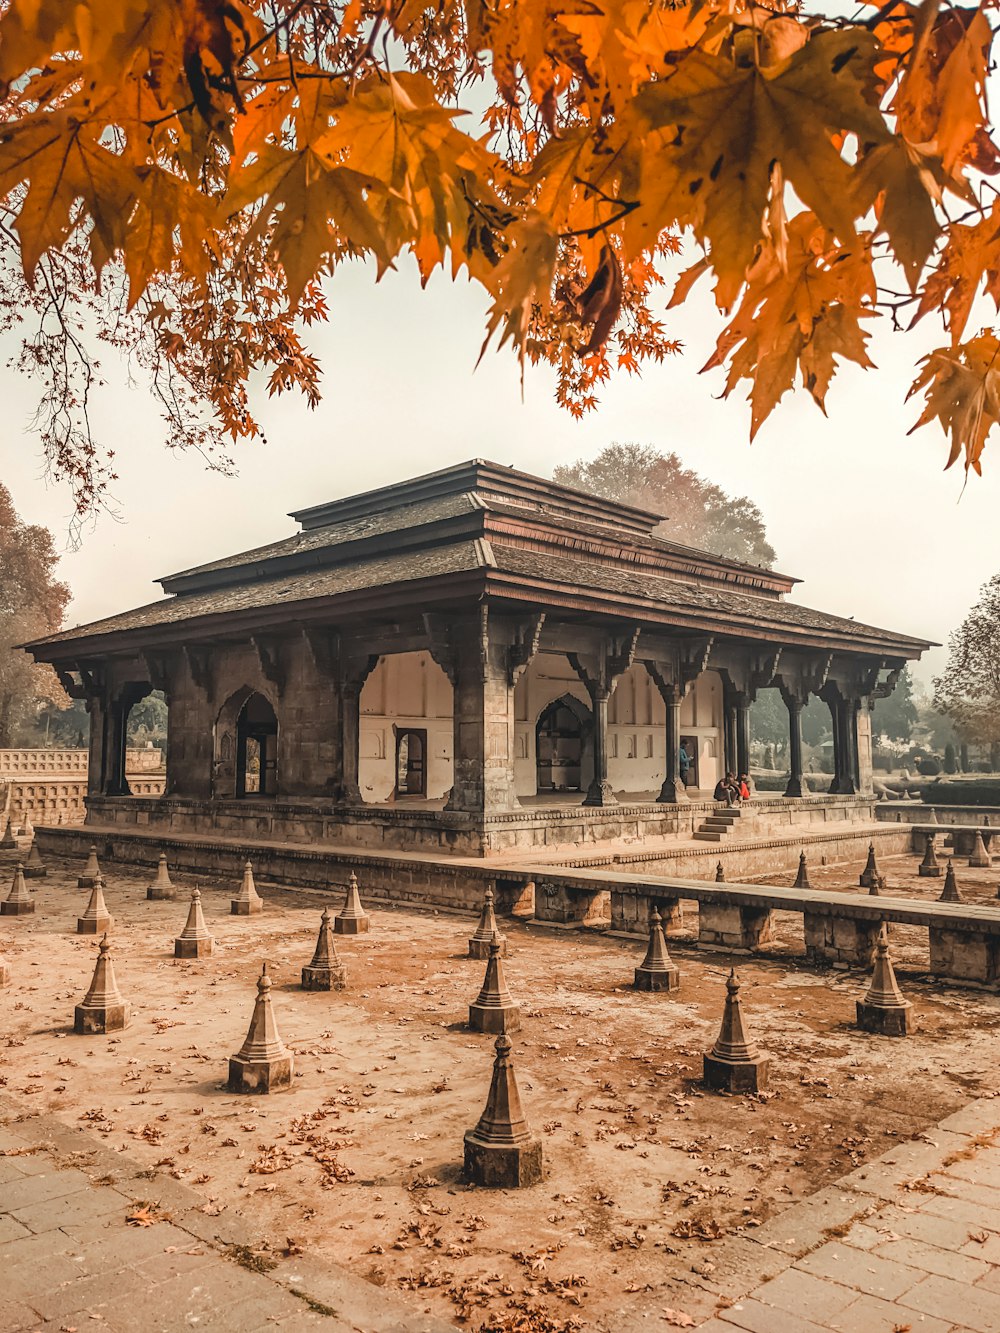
[126,692,168,750]
[871,666,919,744]
[944,742,957,774]
[554,444,776,567]
[934,575,1000,752]
[801,696,831,748]
[0,485,70,747]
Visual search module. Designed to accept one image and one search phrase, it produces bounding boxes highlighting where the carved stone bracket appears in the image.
[679,635,714,694]
[139,650,174,702]
[56,668,90,702]
[751,648,782,692]
[421,612,456,684]
[869,664,903,710]
[342,653,380,695]
[301,626,338,677]
[183,645,214,702]
[251,634,286,697]
[508,611,546,685]
[607,625,641,681]
[645,660,680,705]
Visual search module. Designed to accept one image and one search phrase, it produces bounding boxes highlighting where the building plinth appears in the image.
[929,927,1000,984]
[469,885,507,959]
[2,863,34,917]
[334,872,369,935]
[228,963,294,1093]
[301,909,347,990]
[231,860,263,915]
[74,934,130,1034]
[703,970,769,1093]
[633,908,680,992]
[464,1034,542,1188]
[469,941,520,1033]
[175,888,214,958]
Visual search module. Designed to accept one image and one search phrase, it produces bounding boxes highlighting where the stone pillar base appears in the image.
[228,1053,293,1093]
[856,999,909,1036]
[804,914,880,967]
[657,778,689,804]
[698,902,773,951]
[301,963,347,990]
[784,776,806,798]
[77,913,112,934]
[703,1052,769,1093]
[469,1002,520,1034]
[231,898,263,917]
[74,1002,129,1034]
[634,964,680,992]
[469,934,508,960]
[22,865,46,880]
[77,874,100,889]
[582,781,617,808]
[534,883,609,927]
[918,864,943,878]
[175,936,214,959]
[464,1131,542,1188]
[1,899,34,917]
[334,915,369,935]
[147,885,176,901]
[929,927,1000,984]
[495,878,535,916]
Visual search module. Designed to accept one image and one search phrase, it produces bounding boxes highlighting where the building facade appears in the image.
[25,462,930,856]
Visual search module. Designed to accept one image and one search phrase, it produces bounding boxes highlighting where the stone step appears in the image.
[693,831,727,842]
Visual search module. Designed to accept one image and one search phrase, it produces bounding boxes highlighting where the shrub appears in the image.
[944,742,957,774]
[922,781,1000,806]
[917,757,942,776]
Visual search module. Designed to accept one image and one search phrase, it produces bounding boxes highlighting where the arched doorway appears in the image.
[536,695,591,793]
[236,692,278,797]
[395,728,427,797]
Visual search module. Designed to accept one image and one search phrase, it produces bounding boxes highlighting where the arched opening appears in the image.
[535,694,592,794]
[236,692,278,798]
[358,652,453,804]
[395,728,427,797]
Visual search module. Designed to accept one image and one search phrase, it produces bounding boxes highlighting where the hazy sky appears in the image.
[2,252,992,693]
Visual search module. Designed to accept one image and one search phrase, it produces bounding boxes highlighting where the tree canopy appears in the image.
[934,573,1000,746]
[872,664,919,742]
[0,0,997,520]
[0,483,70,746]
[555,442,775,565]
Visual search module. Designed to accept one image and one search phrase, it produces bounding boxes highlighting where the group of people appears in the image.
[713,772,751,806]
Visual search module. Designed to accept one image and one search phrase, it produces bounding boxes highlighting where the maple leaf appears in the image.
[914,200,1000,341]
[634,27,890,304]
[908,334,1000,473]
[703,212,877,437]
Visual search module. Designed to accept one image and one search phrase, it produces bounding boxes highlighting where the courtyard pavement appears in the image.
[686,1096,1000,1333]
[0,1094,455,1332]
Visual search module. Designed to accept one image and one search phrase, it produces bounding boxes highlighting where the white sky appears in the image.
[1,252,992,693]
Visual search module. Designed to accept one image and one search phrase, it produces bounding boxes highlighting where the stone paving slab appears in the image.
[0,1094,457,1333]
[618,1094,1000,1331]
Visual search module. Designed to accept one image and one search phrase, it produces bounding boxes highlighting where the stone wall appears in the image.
[1,747,164,827]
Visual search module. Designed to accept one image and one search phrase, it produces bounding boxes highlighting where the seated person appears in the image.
[714,776,735,806]
[738,773,751,801]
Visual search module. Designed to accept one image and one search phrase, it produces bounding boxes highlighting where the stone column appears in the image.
[580,683,614,807]
[723,691,738,776]
[841,698,860,795]
[658,687,688,804]
[826,695,845,794]
[340,679,364,803]
[735,694,751,777]
[784,696,806,798]
[446,617,518,815]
